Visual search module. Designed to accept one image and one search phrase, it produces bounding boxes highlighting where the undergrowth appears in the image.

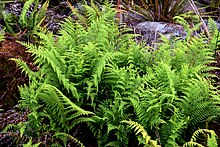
[3,0,220,146]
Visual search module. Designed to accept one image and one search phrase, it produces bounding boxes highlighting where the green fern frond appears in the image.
[208,17,218,36]
[2,124,18,132]
[24,31,79,99]
[190,129,216,142]
[23,139,41,147]
[207,131,218,147]
[19,0,35,27]
[183,129,218,147]
[160,113,188,147]
[183,142,204,147]
[173,16,192,41]
[53,133,85,147]
[38,85,66,128]
[83,0,116,25]
[84,4,100,24]
[122,120,159,147]
[103,64,127,94]
[10,58,38,81]
[59,19,87,47]
[38,84,94,131]
[34,0,49,27]
[179,76,220,126]
[92,52,115,88]
[0,30,4,41]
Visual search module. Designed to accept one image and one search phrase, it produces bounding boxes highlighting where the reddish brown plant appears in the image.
[0,36,36,110]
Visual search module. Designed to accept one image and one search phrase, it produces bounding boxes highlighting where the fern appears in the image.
[23,138,41,147]
[18,0,48,31]
[208,17,219,37]
[173,16,193,41]
[207,131,218,147]
[0,30,4,41]
[11,1,220,146]
[53,133,85,147]
[19,0,35,27]
[183,142,204,147]
[208,17,220,56]
[160,113,188,147]
[10,58,39,81]
[122,120,159,147]
[36,84,94,132]
[92,98,131,146]
[33,0,49,28]
[183,129,218,147]
[177,76,220,126]
[21,32,79,100]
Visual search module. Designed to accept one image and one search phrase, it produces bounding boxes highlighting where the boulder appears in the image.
[134,21,186,45]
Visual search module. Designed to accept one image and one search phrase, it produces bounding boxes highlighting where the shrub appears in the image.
[8,1,220,146]
[122,0,187,22]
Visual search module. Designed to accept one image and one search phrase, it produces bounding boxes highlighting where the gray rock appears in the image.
[133,19,220,46]
[134,21,186,45]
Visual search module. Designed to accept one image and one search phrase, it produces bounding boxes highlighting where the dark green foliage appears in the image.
[199,0,220,19]
[2,0,48,40]
[122,0,187,22]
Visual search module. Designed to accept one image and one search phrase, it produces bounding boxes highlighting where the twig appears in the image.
[187,0,210,38]
[116,0,122,23]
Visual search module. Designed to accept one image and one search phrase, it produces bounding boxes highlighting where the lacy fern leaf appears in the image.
[122,120,159,147]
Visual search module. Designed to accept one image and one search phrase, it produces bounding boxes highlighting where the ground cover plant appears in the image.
[1,0,220,146]
[122,0,187,22]
[1,0,49,41]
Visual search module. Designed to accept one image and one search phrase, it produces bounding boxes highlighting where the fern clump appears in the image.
[2,0,48,40]
[183,129,218,147]
[9,1,220,146]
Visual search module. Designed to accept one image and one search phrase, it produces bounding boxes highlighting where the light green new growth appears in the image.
[0,30,4,41]
[122,120,159,147]
[183,129,218,147]
[9,1,220,146]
